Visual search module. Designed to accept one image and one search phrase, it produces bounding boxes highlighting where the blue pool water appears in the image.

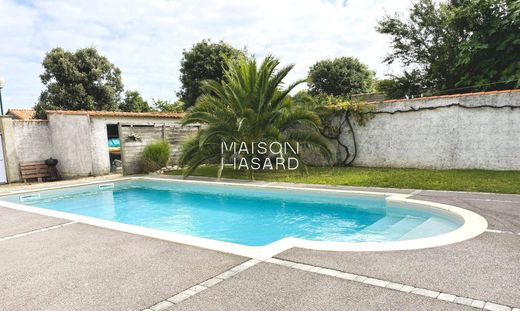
[0,180,461,246]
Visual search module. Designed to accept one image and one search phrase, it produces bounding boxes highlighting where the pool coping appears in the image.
[0,176,488,260]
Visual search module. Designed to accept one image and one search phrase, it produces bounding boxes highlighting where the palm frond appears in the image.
[179,55,330,178]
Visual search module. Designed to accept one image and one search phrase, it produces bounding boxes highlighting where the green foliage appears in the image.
[377,0,455,91]
[374,80,400,99]
[34,47,124,119]
[120,90,152,112]
[315,95,375,126]
[291,91,374,126]
[180,56,333,179]
[452,0,520,89]
[377,0,520,94]
[307,57,374,96]
[152,99,185,112]
[177,39,245,108]
[290,90,317,109]
[375,70,426,99]
[142,140,171,172]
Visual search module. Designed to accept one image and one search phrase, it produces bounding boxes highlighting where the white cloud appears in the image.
[0,0,409,109]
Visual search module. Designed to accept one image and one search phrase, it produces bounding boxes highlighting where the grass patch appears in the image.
[168,166,520,194]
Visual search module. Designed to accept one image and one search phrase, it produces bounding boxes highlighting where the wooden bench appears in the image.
[20,161,59,183]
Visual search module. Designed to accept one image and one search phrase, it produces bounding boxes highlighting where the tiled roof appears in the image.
[6,109,36,120]
[382,89,520,104]
[46,110,184,118]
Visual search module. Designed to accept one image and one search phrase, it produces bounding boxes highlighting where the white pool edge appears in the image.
[0,176,488,260]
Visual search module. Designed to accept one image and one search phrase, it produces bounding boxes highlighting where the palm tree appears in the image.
[179,55,332,179]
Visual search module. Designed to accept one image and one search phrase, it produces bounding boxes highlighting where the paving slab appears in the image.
[412,191,520,233]
[0,222,245,311]
[0,206,69,238]
[278,232,520,308]
[167,263,473,311]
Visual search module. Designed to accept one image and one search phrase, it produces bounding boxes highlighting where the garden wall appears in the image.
[47,113,94,178]
[3,111,192,181]
[319,90,520,170]
[119,123,199,175]
[12,120,53,163]
[3,89,519,183]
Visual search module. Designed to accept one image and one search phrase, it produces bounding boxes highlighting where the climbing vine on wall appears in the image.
[292,92,374,166]
[316,96,375,166]
[291,90,520,167]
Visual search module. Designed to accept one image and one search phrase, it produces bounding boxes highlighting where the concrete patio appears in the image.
[0,178,519,311]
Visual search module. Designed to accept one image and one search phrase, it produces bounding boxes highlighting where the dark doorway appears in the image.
[106,124,122,172]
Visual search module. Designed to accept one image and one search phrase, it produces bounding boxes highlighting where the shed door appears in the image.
[0,135,7,183]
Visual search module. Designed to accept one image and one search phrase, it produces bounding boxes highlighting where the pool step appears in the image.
[398,217,456,241]
[381,216,428,240]
[358,216,402,234]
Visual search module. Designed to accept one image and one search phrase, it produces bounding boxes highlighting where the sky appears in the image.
[0,0,410,109]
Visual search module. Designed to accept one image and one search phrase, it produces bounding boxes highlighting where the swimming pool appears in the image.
[0,178,487,258]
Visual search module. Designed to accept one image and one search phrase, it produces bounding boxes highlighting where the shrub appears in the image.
[142,140,171,172]
[307,57,374,97]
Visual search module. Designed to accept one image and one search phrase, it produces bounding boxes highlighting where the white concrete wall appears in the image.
[48,114,93,178]
[0,117,21,182]
[351,91,520,170]
[89,117,111,176]
[12,121,53,163]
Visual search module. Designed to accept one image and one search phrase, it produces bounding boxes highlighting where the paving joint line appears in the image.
[266,258,519,311]
[485,229,519,235]
[143,259,261,311]
[0,221,77,242]
[143,256,520,311]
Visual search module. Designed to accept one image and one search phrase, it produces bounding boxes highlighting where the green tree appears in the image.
[179,56,332,179]
[152,99,185,113]
[377,0,520,93]
[453,0,520,89]
[120,90,151,112]
[177,39,245,108]
[34,47,124,119]
[307,57,374,97]
[374,79,400,99]
[375,70,426,99]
